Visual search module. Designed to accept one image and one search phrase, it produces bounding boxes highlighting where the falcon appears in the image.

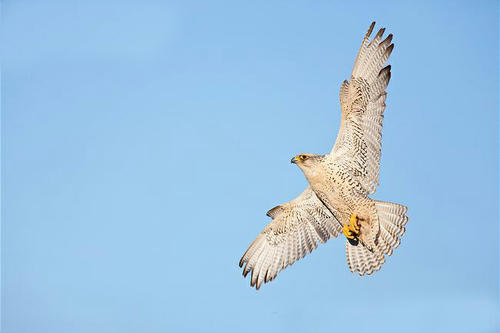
[239,22,408,289]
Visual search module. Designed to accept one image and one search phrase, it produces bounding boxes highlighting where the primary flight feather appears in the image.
[239,22,409,290]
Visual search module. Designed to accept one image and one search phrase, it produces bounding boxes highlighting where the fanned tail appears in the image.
[346,200,408,275]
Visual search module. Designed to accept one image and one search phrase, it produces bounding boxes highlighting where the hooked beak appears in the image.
[291,156,298,164]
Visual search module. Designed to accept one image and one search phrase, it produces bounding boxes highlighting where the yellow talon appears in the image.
[344,213,361,240]
[342,224,355,239]
[350,214,361,232]
[350,214,360,232]
[342,225,355,239]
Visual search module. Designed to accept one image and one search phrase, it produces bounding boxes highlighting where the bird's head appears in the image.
[291,153,324,178]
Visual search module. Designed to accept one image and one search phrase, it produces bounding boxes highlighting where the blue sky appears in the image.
[2,1,498,332]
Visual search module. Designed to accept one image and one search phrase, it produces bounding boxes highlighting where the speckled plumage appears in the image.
[240,22,408,290]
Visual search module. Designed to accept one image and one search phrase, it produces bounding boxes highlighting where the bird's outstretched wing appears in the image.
[328,22,394,194]
[239,187,342,289]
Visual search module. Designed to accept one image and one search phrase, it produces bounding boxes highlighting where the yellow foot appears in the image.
[350,214,360,233]
[343,214,361,240]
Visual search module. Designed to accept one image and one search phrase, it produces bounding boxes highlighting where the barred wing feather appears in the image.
[239,187,342,289]
[329,22,394,194]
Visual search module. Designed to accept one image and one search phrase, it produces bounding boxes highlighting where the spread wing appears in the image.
[239,187,342,289]
[329,22,394,194]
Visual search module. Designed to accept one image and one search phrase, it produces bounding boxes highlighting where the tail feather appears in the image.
[346,200,408,275]
[346,240,385,275]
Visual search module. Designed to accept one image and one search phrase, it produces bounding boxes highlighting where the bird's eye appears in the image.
[300,155,309,160]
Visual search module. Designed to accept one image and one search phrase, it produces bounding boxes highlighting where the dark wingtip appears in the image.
[242,263,250,277]
[256,279,262,290]
[385,43,394,57]
[367,21,376,36]
[375,27,385,39]
[383,33,393,45]
[264,269,271,283]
